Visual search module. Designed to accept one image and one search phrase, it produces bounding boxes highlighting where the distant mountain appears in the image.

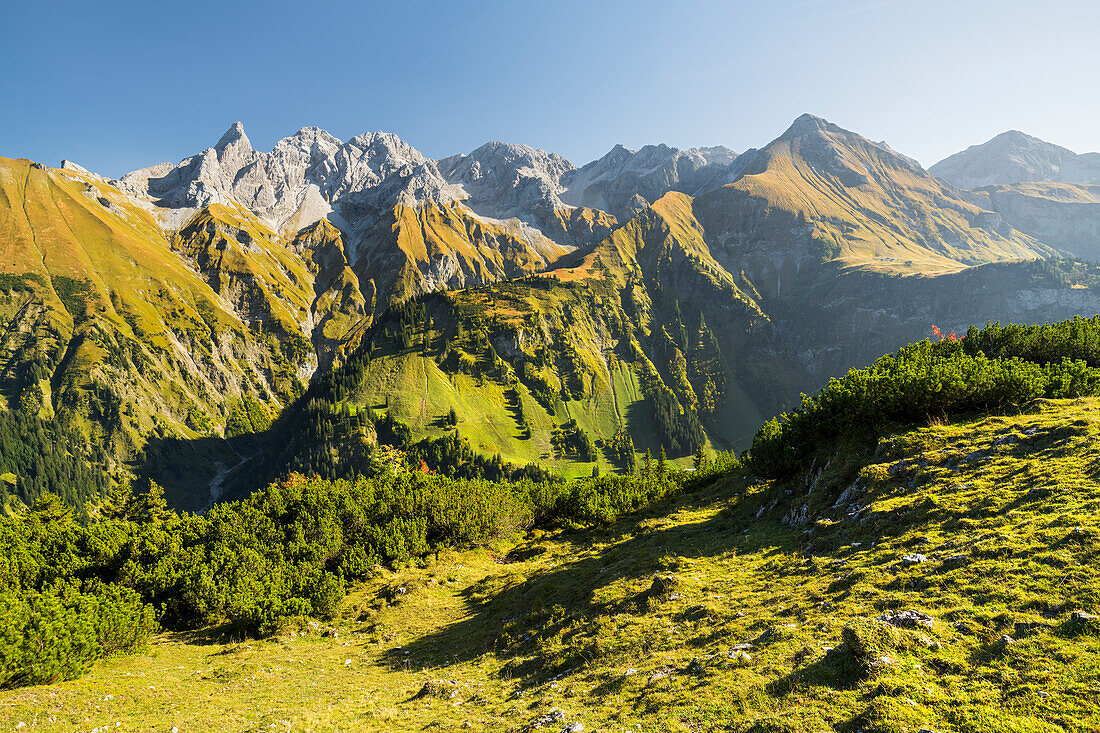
[930,130,1100,189]
[558,143,740,219]
[694,114,1051,294]
[436,141,618,250]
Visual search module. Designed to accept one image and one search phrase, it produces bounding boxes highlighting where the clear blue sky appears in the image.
[2,0,1097,177]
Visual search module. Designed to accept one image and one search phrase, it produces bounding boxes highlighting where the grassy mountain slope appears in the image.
[245,193,814,489]
[696,115,1053,296]
[4,395,1098,731]
[321,189,1091,484]
[0,157,310,455]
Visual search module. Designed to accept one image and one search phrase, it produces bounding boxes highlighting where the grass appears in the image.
[5,397,1100,731]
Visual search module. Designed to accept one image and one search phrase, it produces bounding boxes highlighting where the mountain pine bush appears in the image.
[750,322,1100,477]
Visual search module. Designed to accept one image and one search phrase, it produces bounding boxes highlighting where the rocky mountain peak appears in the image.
[931,131,1100,189]
[215,121,250,153]
[994,129,1042,145]
[784,113,829,137]
[559,141,740,218]
[767,113,924,182]
[697,145,738,166]
[437,141,575,221]
[283,126,343,151]
[60,159,97,177]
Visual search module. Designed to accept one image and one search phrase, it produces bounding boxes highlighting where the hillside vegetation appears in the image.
[1,399,1098,731]
[0,158,315,458]
[3,318,1100,730]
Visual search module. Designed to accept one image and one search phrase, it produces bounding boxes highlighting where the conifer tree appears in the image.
[126,479,171,524]
[693,444,708,471]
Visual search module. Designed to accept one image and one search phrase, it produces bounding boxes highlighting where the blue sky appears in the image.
[2,0,1097,177]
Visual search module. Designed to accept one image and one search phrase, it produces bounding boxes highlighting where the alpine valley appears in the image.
[4,115,1100,510]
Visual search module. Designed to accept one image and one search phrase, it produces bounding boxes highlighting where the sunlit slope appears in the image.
[0,157,308,449]
[8,398,1100,731]
[695,115,1053,297]
[315,192,810,479]
[352,202,575,310]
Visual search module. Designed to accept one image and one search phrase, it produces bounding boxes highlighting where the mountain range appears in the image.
[3,113,1100,508]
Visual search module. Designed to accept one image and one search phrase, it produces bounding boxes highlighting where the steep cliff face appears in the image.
[971,182,1100,261]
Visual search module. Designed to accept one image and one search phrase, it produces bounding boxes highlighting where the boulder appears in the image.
[878,610,935,629]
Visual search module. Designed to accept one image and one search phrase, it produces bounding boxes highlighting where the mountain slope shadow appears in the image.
[135,431,272,512]
[377,480,806,681]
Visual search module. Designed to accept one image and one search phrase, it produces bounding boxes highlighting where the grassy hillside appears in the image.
[0,157,312,457]
[240,258,793,493]
[279,191,809,479]
[263,202,1100,490]
[3,394,1099,731]
[696,115,1053,294]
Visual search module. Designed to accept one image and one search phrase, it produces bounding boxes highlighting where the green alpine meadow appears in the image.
[4,2,1100,729]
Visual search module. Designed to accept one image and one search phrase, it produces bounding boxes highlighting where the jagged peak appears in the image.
[474,139,526,154]
[293,125,327,136]
[215,121,250,154]
[454,140,576,179]
[287,126,343,145]
[695,145,738,165]
[585,143,633,165]
[344,130,425,159]
[60,159,94,175]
